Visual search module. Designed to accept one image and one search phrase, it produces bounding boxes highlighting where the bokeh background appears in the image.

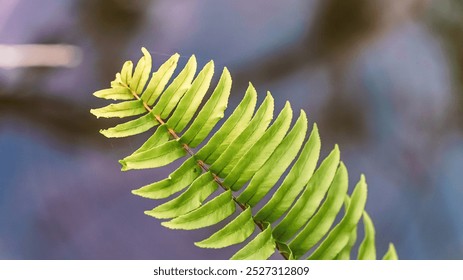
[1,0,463,259]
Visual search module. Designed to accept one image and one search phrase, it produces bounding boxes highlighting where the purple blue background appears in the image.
[1,0,462,259]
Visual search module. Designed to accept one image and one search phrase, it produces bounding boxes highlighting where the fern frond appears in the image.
[91,48,398,260]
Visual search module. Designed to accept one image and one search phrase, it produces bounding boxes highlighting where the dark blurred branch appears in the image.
[0,0,154,150]
[76,0,151,82]
[0,0,434,150]
[426,0,463,126]
[233,0,429,90]
[0,91,116,149]
[233,0,430,144]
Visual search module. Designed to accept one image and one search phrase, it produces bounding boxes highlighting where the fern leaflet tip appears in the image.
[119,159,129,171]
[89,109,96,116]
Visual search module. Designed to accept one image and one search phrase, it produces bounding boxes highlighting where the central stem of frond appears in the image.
[124,83,287,260]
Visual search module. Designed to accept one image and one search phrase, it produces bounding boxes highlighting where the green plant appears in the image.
[91,48,398,260]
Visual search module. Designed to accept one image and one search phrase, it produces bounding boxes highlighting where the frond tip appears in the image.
[91,47,398,260]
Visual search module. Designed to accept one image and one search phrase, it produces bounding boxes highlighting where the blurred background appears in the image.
[0,0,462,259]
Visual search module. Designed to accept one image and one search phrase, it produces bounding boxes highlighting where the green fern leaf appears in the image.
[358,212,377,260]
[289,162,349,259]
[91,100,145,119]
[152,55,197,118]
[130,48,152,93]
[131,124,170,155]
[254,124,320,223]
[91,48,398,260]
[237,110,307,206]
[140,52,178,106]
[211,92,273,177]
[132,157,202,199]
[167,61,214,132]
[336,227,358,260]
[273,145,340,241]
[382,243,399,260]
[161,190,235,230]
[93,87,133,100]
[145,172,217,219]
[230,224,276,260]
[120,61,133,85]
[223,101,292,191]
[100,113,158,138]
[308,176,367,260]
[195,207,255,249]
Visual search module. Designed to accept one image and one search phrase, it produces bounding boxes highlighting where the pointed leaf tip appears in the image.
[141,47,149,55]
[313,122,319,130]
[89,109,99,118]
[360,174,366,182]
[197,59,215,69]
[208,60,215,69]
[222,66,231,76]
[144,210,154,217]
[299,109,307,119]
[119,159,129,171]
[382,243,398,260]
